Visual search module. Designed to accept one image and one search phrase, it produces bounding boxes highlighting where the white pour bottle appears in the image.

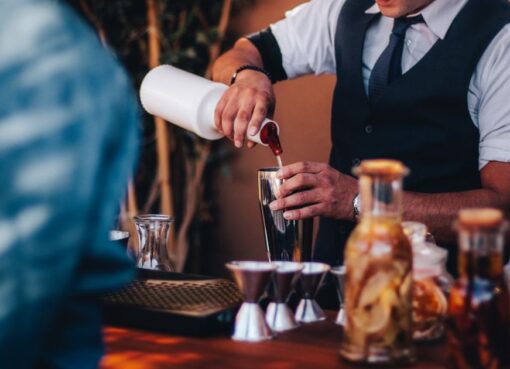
[139,65,279,146]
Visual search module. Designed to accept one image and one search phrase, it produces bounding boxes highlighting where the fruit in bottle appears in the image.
[447,208,510,369]
[341,160,414,365]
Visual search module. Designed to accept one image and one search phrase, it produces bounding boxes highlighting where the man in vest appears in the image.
[212,0,510,270]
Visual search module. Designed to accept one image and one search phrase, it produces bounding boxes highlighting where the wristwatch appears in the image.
[352,193,361,221]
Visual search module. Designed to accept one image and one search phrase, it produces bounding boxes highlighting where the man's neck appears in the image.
[406,0,436,16]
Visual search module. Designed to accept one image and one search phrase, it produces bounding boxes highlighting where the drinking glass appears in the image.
[133,214,174,271]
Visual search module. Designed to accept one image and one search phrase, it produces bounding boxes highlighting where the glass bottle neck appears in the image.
[359,175,403,220]
[457,228,504,280]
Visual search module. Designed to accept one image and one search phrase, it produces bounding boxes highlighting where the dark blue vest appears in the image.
[314,0,510,268]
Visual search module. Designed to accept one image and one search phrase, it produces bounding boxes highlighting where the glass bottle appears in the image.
[447,208,510,369]
[340,160,414,365]
[403,222,453,341]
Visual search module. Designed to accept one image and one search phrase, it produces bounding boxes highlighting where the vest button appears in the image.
[365,125,373,134]
[352,158,361,166]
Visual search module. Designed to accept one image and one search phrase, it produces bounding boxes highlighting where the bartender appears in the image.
[212,0,510,268]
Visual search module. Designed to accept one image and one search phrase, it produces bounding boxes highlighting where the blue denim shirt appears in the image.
[0,1,139,367]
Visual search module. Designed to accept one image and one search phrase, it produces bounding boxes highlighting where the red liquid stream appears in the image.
[260,122,283,156]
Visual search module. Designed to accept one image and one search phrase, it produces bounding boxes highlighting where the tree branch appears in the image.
[205,0,232,79]
[146,0,176,257]
[79,0,108,47]
[175,0,233,271]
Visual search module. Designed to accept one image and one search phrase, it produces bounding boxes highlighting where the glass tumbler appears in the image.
[133,214,174,271]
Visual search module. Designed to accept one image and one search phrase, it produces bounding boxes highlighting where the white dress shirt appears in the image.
[270,0,510,169]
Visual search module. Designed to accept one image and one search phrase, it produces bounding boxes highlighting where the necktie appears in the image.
[368,15,424,103]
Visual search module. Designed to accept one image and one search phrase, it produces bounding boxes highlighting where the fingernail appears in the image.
[235,141,242,148]
[283,211,292,219]
[269,202,277,210]
[276,171,283,179]
[248,126,258,135]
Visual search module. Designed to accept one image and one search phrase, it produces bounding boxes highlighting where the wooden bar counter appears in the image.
[101,313,448,369]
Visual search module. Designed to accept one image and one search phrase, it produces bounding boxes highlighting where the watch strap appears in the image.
[230,65,274,85]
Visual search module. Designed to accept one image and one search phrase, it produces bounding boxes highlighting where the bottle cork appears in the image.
[353,159,409,178]
[458,208,504,230]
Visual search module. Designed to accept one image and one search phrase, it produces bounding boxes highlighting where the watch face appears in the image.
[353,194,361,219]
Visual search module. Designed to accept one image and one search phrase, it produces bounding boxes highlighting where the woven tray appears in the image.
[102,278,242,317]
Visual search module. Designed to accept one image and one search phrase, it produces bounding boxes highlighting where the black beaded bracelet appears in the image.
[230,65,274,85]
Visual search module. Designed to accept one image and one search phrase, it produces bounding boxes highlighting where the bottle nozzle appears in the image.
[260,122,283,156]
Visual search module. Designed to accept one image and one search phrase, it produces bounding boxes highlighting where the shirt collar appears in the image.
[365,0,469,40]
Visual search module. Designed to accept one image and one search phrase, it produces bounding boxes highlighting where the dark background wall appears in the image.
[209,0,336,276]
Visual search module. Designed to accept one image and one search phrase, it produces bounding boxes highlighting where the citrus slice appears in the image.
[352,298,392,334]
[357,270,393,307]
[399,272,412,299]
[430,282,448,315]
[413,279,448,323]
[352,271,395,334]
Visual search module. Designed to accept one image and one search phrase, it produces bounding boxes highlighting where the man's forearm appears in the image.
[403,162,510,244]
[403,189,504,244]
[212,38,264,84]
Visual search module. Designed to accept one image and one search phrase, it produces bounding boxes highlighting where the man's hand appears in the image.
[214,70,275,148]
[269,162,358,220]
[212,38,275,149]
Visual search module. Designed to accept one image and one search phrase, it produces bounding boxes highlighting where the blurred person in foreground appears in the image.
[212,0,510,272]
[0,0,138,368]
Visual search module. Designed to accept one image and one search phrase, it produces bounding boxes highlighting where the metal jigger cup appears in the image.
[330,265,346,326]
[295,262,331,323]
[266,261,304,332]
[226,261,277,342]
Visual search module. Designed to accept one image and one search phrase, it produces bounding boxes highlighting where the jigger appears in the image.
[330,265,346,326]
[226,261,276,342]
[295,262,330,323]
[266,261,303,332]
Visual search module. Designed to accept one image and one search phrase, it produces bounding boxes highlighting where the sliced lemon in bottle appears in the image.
[399,272,412,299]
[352,298,392,334]
[356,270,394,307]
[352,271,396,335]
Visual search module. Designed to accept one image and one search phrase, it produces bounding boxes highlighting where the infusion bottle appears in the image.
[447,208,510,369]
[340,160,414,365]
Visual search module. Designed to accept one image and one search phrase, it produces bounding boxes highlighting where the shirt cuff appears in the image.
[479,138,510,169]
